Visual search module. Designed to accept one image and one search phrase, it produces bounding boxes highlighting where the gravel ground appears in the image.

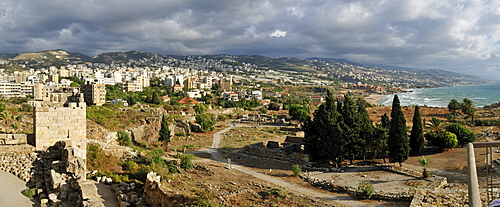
[0,171,33,207]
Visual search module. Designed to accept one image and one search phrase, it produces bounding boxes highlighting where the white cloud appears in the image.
[1,0,500,79]
[270,29,287,37]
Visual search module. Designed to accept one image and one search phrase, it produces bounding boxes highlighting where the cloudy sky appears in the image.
[2,0,500,79]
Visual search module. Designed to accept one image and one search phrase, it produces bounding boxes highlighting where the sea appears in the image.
[378,84,500,108]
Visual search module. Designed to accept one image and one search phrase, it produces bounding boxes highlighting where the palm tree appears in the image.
[425,117,443,133]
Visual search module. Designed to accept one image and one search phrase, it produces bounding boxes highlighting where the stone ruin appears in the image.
[0,89,90,206]
[242,135,309,164]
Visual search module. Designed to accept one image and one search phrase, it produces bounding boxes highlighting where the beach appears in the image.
[0,171,33,207]
[364,93,385,105]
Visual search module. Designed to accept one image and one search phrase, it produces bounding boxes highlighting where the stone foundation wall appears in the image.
[0,134,28,145]
[300,172,414,201]
[300,165,450,203]
[242,142,308,164]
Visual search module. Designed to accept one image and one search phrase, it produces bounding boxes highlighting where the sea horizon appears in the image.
[378,84,500,108]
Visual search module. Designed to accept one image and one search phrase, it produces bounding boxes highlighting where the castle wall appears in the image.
[34,102,87,160]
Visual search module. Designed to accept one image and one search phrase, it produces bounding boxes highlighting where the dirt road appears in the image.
[197,124,379,207]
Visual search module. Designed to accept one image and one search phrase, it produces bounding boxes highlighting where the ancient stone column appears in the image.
[467,143,481,207]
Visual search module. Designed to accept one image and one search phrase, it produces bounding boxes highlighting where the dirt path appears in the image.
[0,171,33,207]
[196,124,373,207]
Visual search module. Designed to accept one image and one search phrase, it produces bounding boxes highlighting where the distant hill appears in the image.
[0,53,19,60]
[4,49,498,87]
[91,51,168,64]
[11,49,90,63]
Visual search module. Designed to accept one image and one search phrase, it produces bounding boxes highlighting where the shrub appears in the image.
[291,165,302,177]
[259,107,268,114]
[263,188,289,199]
[11,122,19,129]
[146,148,166,167]
[417,156,431,178]
[168,162,178,174]
[358,181,374,199]
[120,160,139,171]
[22,188,36,199]
[86,143,121,172]
[217,114,230,121]
[116,130,131,146]
[180,153,194,170]
[20,103,33,112]
[445,123,476,146]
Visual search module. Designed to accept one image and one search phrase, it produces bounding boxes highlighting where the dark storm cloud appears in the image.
[1,0,500,79]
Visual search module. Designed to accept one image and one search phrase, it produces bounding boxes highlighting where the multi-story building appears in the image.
[0,82,34,97]
[219,78,232,92]
[222,92,239,101]
[80,82,106,106]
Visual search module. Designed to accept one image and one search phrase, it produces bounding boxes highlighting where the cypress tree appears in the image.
[381,113,390,129]
[159,114,171,150]
[374,114,390,162]
[357,98,374,161]
[303,90,345,165]
[410,106,425,154]
[388,95,409,166]
[340,94,362,164]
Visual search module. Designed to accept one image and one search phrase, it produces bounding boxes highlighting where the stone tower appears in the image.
[34,90,87,160]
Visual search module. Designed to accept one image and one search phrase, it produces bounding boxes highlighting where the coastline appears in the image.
[364,93,385,105]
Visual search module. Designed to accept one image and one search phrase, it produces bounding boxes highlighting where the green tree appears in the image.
[338,95,362,164]
[151,91,162,105]
[373,125,389,162]
[303,90,345,165]
[159,114,171,150]
[461,98,476,125]
[380,113,390,129]
[193,103,208,114]
[356,98,375,161]
[410,106,425,155]
[195,113,216,132]
[70,82,80,87]
[126,93,139,106]
[106,84,127,101]
[288,104,311,124]
[259,107,268,114]
[268,102,280,111]
[388,95,409,166]
[445,123,476,146]
[447,99,461,115]
[425,117,444,133]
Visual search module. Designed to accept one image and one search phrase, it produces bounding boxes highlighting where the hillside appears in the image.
[3,49,498,87]
[12,49,89,62]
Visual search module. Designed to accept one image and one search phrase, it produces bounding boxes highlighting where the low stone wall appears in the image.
[0,133,28,145]
[300,164,451,202]
[144,171,192,207]
[376,164,448,189]
[410,189,469,206]
[242,142,308,164]
[300,172,414,201]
